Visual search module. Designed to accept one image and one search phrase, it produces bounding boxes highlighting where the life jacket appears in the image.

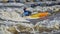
[23,9,31,16]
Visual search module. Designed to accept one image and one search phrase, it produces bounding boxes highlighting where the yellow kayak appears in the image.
[28,12,50,19]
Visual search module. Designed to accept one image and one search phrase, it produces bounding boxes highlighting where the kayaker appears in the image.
[23,7,32,17]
